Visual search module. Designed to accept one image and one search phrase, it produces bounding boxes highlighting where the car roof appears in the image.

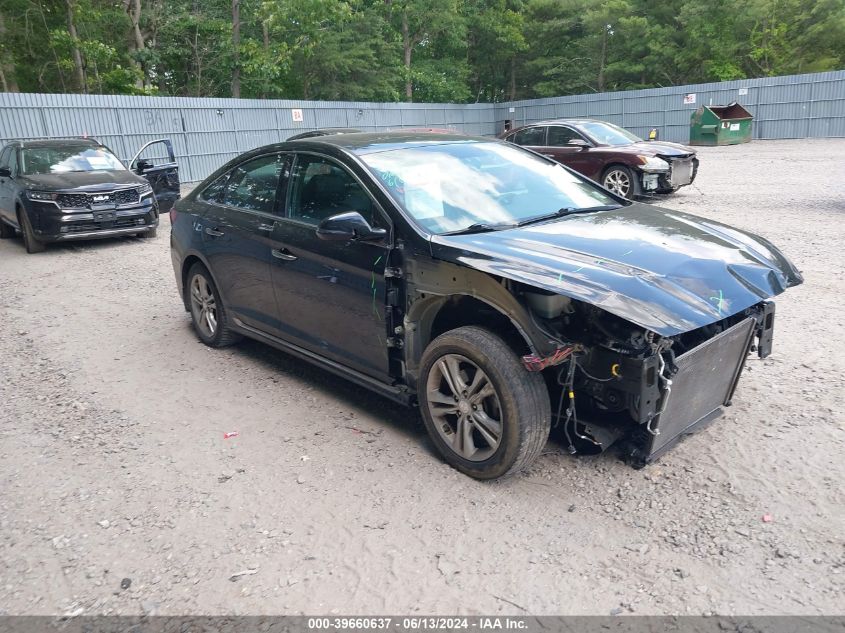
[286,128,362,140]
[516,118,611,128]
[294,131,494,154]
[6,137,101,149]
[243,131,497,158]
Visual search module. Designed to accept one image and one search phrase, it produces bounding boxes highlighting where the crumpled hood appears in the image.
[430,203,803,336]
[626,141,695,157]
[19,170,144,192]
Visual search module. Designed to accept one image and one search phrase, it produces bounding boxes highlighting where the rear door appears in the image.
[199,152,290,335]
[507,126,547,154]
[268,152,393,381]
[130,139,181,213]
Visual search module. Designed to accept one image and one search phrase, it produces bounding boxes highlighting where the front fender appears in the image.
[402,255,563,380]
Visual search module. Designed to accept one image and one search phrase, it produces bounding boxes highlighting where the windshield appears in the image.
[578,122,642,146]
[361,141,619,234]
[21,145,126,175]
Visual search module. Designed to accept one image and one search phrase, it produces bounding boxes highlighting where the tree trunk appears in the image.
[509,57,516,101]
[126,0,146,89]
[38,3,67,91]
[231,0,240,98]
[402,8,412,101]
[0,10,19,92]
[64,0,86,92]
[597,24,607,92]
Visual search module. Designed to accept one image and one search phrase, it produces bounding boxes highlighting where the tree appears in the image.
[384,0,467,102]
[0,0,842,100]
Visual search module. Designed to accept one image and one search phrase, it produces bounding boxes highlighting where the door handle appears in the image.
[542,153,556,158]
[257,223,275,232]
[271,248,297,261]
[204,227,224,237]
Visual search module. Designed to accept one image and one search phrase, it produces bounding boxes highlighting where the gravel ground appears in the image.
[0,138,842,617]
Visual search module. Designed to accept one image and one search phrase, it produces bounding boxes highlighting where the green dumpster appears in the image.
[689,102,753,146]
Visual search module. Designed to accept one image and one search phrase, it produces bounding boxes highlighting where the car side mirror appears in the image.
[568,139,589,149]
[0,167,10,178]
[316,211,387,242]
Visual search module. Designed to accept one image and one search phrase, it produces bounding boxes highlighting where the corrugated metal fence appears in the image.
[496,70,845,144]
[1,70,843,182]
[0,95,497,182]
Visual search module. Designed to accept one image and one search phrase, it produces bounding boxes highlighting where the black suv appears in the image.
[170,132,801,479]
[0,137,180,253]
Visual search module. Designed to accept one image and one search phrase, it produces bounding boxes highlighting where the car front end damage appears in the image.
[519,293,775,465]
[637,153,699,194]
[424,203,803,466]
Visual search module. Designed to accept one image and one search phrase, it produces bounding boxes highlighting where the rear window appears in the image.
[21,145,126,175]
[512,127,546,146]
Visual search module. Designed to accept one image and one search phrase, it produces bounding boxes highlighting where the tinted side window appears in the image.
[0,147,10,169]
[8,149,19,175]
[222,153,285,213]
[199,172,230,203]
[513,127,546,146]
[288,155,376,226]
[547,126,582,146]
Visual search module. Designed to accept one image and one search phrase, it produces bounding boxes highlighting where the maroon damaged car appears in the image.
[502,119,698,199]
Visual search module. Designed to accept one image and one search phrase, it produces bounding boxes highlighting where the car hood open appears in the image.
[429,204,803,336]
[19,170,144,192]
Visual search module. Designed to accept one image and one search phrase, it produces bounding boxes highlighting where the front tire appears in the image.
[418,326,551,479]
[138,227,157,239]
[186,262,241,348]
[602,165,636,199]
[19,210,46,253]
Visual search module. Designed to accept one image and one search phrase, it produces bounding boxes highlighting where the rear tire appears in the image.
[186,262,241,348]
[418,326,551,479]
[19,210,46,253]
[0,220,14,239]
[602,165,636,199]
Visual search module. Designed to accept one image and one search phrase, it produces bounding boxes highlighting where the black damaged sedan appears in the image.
[170,132,802,479]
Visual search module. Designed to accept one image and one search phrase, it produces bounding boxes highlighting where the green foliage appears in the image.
[0,0,843,100]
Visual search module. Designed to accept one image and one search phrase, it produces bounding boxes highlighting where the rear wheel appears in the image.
[602,165,636,199]
[187,262,240,347]
[19,210,46,253]
[418,326,551,479]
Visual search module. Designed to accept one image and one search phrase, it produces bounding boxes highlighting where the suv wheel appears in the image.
[187,263,241,347]
[19,210,46,253]
[418,326,551,479]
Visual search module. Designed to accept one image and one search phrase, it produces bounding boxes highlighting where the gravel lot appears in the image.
[0,138,843,617]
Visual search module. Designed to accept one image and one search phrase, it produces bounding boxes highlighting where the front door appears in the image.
[542,126,602,180]
[269,153,392,381]
[130,139,181,213]
[199,152,289,335]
